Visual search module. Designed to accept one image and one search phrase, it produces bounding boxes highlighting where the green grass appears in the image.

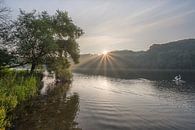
[0,69,41,128]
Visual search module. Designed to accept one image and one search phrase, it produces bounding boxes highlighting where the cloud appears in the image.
[5,0,195,53]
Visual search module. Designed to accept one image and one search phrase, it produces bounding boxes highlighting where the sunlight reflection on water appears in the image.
[14,73,195,130]
[71,73,195,130]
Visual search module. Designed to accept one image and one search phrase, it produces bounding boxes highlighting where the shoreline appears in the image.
[73,68,195,81]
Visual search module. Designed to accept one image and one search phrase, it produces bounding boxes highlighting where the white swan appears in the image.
[173,74,185,85]
[41,70,56,95]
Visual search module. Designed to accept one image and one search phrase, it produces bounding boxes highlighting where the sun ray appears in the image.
[102,51,108,55]
[73,51,125,76]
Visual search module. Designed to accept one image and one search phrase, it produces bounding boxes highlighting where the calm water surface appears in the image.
[15,73,195,130]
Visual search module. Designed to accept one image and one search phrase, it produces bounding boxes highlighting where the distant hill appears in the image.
[72,39,195,79]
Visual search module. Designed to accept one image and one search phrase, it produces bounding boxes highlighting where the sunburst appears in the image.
[102,51,108,55]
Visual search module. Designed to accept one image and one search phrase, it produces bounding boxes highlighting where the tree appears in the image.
[0,0,10,24]
[12,10,56,74]
[0,0,13,68]
[52,11,83,63]
[5,10,83,74]
[46,11,83,79]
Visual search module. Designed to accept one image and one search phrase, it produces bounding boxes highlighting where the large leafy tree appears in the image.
[52,11,82,63]
[11,10,56,73]
[5,10,83,74]
[46,11,83,79]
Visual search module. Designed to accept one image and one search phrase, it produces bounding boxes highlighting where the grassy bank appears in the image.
[0,70,41,129]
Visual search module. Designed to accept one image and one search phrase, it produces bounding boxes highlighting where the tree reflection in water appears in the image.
[14,83,82,130]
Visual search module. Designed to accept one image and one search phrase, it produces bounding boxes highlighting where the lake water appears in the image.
[14,73,195,130]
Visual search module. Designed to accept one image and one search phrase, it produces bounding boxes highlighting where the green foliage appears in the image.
[56,39,80,64]
[52,10,83,64]
[0,108,7,128]
[2,9,83,74]
[7,10,57,73]
[47,57,72,81]
[0,49,15,68]
[0,1,13,70]
[0,1,10,24]
[0,70,39,128]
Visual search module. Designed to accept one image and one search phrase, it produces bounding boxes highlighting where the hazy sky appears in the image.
[5,0,195,53]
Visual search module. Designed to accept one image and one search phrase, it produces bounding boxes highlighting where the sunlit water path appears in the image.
[14,73,195,130]
[71,74,195,130]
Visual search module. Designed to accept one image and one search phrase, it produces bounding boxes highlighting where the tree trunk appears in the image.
[30,62,36,75]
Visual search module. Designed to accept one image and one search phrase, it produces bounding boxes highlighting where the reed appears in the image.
[0,69,40,128]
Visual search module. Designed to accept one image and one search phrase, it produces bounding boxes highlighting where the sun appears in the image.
[102,51,108,55]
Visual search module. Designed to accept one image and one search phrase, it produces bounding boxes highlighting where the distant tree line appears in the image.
[74,39,195,70]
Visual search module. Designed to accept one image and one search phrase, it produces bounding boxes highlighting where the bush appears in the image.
[46,57,73,82]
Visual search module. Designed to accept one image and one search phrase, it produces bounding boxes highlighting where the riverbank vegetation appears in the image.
[0,70,41,129]
[0,1,83,129]
[1,9,83,75]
